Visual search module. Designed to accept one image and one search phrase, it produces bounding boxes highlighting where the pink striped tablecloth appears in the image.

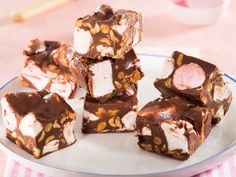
[4,154,236,177]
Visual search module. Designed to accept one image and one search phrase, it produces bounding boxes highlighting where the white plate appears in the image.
[0,51,236,177]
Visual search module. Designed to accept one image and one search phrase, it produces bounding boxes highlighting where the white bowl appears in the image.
[171,0,230,26]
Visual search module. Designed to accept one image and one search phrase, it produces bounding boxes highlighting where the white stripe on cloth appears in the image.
[211,167,220,177]
[223,160,232,177]
[4,158,52,177]
[5,155,236,177]
[4,158,14,177]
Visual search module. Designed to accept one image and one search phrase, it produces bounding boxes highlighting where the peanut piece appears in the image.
[97,122,107,132]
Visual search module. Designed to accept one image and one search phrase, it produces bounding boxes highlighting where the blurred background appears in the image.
[0,0,235,77]
[0,0,236,175]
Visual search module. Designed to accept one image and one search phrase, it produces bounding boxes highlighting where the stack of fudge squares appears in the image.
[72,4,143,133]
[136,51,232,160]
[1,4,143,158]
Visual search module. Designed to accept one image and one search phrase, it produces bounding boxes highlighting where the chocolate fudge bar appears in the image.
[70,49,143,102]
[136,96,212,160]
[1,91,76,158]
[74,4,143,59]
[82,94,138,133]
[154,51,232,124]
[20,39,78,98]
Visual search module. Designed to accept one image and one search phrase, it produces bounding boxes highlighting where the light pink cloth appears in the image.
[0,0,236,177]
[172,0,224,8]
[4,155,236,177]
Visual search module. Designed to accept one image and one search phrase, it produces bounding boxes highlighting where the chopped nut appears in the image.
[16,140,22,146]
[141,143,152,151]
[45,135,55,145]
[164,78,172,88]
[200,95,208,105]
[38,131,45,142]
[115,65,118,70]
[131,71,142,83]
[108,109,119,116]
[161,144,167,152]
[53,121,61,128]
[95,108,107,117]
[46,71,57,78]
[60,115,69,124]
[177,54,184,66]
[60,138,66,144]
[48,64,57,70]
[207,82,213,92]
[97,122,107,131]
[118,72,125,79]
[44,123,53,132]
[114,81,122,89]
[172,151,181,159]
[33,148,41,158]
[20,79,30,87]
[115,117,122,128]
[83,22,92,29]
[124,82,130,89]
[100,38,111,46]
[90,23,100,34]
[153,137,162,145]
[100,24,110,34]
[154,145,160,154]
[11,132,17,138]
[75,20,83,27]
[108,117,117,127]
[110,30,119,42]
[68,111,76,119]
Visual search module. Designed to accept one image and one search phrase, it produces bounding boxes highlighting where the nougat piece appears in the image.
[82,94,138,133]
[136,96,212,160]
[154,51,232,124]
[20,39,78,98]
[1,91,76,158]
[70,49,143,102]
[74,4,143,59]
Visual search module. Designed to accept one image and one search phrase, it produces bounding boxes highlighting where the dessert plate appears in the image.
[0,50,235,177]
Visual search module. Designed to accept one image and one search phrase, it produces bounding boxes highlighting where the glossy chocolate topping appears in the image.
[4,91,74,122]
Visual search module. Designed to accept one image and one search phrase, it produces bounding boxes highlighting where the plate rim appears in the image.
[0,53,235,176]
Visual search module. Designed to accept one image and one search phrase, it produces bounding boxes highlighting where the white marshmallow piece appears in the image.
[1,97,17,131]
[214,83,231,102]
[112,18,128,35]
[96,45,114,56]
[133,21,141,46]
[142,127,152,136]
[43,140,59,155]
[121,111,137,130]
[215,105,225,118]
[74,28,92,54]
[89,60,115,98]
[161,121,189,153]
[22,60,50,90]
[63,120,76,145]
[19,113,43,138]
[50,79,76,98]
[84,110,99,121]
[157,58,175,79]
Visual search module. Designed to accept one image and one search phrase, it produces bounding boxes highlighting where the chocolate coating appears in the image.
[154,51,232,124]
[21,39,78,98]
[82,94,138,133]
[136,96,212,160]
[70,49,143,102]
[74,4,143,59]
[1,91,76,158]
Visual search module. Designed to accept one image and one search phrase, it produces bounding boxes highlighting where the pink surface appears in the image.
[0,0,236,176]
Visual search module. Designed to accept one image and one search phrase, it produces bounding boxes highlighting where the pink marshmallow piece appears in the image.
[186,0,224,8]
[173,63,206,90]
